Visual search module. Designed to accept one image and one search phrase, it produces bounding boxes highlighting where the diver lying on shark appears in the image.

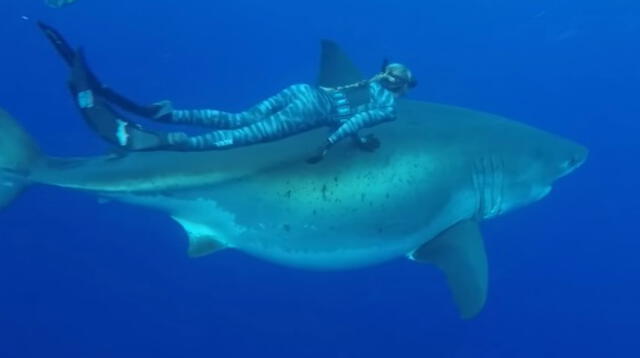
[39,22,416,163]
[0,25,587,319]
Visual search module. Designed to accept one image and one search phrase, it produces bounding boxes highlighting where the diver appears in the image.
[39,22,417,163]
[143,61,416,163]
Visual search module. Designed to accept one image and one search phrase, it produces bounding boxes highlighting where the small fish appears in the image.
[45,0,77,8]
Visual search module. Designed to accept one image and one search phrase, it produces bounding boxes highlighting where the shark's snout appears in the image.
[558,145,588,178]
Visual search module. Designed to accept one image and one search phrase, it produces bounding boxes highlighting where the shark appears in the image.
[0,41,587,318]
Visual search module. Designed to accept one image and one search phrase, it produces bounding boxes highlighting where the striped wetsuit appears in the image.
[165,81,397,150]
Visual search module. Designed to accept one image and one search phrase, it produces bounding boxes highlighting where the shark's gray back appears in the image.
[34,100,543,194]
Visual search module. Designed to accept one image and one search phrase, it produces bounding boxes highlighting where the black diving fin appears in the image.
[68,49,166,151]
[38,21,158,118]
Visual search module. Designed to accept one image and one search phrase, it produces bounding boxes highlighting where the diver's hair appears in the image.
[322,73,385,92]
[324,62,413,92]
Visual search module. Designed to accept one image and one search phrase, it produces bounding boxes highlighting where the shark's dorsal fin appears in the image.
[317,40,364,88]
[410,220,488,319]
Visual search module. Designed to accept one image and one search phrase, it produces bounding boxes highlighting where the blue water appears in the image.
[1,1,638,357]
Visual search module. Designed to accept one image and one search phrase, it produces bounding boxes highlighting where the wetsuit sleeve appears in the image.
[327,82,397,145]
[327,107,396,145]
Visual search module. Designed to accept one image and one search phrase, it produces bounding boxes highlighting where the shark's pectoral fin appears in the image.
[410,220,488,319]
[171,216,227,257]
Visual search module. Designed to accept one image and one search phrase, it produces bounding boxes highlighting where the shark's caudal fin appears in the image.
[410,220,488,319]
[0,108,42,209]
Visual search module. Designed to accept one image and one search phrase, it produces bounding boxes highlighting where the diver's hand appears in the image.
[149,100,174,121]
[355,134,381,152]
[307,142,331,164]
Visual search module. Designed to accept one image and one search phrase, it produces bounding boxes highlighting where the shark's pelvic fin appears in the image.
[410,220,488,319]
[106,194,241,258]
[317,40,364,88]
[171,217,227,257]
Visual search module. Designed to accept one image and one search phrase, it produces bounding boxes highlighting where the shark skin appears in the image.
[0,41,588,318]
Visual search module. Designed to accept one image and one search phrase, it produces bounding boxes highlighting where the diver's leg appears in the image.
[170,97,322,151]
[166,84,315,129]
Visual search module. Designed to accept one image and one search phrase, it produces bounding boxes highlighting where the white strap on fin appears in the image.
[410,220,488,319]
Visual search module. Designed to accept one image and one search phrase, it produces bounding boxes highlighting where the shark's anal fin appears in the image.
[410,220,488,319]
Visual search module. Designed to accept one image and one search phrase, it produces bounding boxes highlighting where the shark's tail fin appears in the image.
[0,108,42,209]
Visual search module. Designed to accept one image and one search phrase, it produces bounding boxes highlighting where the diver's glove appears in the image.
[355,134,381,152]
[307,141,332,164]
[147,100,174,121]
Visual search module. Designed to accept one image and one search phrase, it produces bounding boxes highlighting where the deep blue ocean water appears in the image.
[0,1,638,357]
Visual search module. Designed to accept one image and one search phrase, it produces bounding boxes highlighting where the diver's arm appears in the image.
[307,109,392,164]
[326,106,395,146]
[326,80,397,145]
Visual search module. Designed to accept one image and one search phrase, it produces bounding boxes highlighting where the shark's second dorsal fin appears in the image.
[317,40,364,88]
[410,220,488,319]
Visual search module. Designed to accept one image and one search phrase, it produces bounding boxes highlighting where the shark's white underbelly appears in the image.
[130,184,479,270]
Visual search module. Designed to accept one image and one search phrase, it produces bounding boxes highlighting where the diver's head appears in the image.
[377,62,417,96]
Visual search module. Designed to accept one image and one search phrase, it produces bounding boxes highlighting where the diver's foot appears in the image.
[140,132,190,151]
[149,100,174,121]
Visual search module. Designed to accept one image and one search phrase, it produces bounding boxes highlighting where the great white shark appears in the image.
[0,41,587,318]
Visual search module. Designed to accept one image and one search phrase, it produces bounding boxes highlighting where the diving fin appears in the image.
[38,21,76,66]
[68,50,165,151]
[410,220,488,319]
[38,22,158,118]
